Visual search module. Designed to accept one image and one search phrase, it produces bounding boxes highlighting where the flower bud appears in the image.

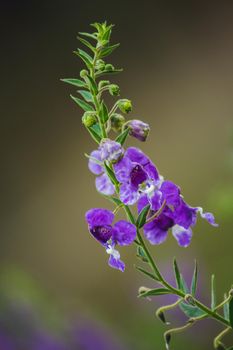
[105,63,114,72]
[109,84,120,96]
[98,80,110,89]
[96,59,105,71]
[80,69,88,78]
[82,112,97,128]
[110,114,126,132]
[118,99,132,113]
[99,138,124,163]
[125,119,150,142]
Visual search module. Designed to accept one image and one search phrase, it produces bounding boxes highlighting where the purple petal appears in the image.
[144,225,168,245]
[95,173,115,196]
[90,225,113,244]
[160,180,181,206]
[130,164,148,188]
[144,162,159,181]
[125,147,150,165]
[119,182,140,205]
[173,200,197,229]
[149,190,162,211]
[143,213,173,245]
[88,150,103,175]
[108,255,125,272]
[112,220,136,246]
[99,139,124,163]
[172,225,192,247]
[113,155,133,182]
[137,195,149,213]
[197,207,218,227]
[85,208,114,227]
[125,147,159,180]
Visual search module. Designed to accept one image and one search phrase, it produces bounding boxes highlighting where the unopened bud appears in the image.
[109,84,120,96]
[124,119,150,142]
[80,69,88,78]
[105,63,114,72]
[98,80,110,89]
[118,99,132,113]
[82,112,97,128]
[96,59,105,71]
[110,114,126,132]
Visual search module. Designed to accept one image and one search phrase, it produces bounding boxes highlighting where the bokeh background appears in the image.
[1,1,233,349]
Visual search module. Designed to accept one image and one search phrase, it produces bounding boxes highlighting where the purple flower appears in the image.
[85,208,136,271]
[88,150,115,196]
[99,139,124,163]
[126,120,150,142]
[138,183,218,247]
[113,147,160,205]
[88,139,123,196]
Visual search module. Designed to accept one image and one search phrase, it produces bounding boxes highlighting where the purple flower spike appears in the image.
[126,119,150,142]
[99,139,124,163]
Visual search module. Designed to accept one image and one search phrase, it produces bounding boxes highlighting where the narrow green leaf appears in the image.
[104,162,118,186]
[136,246,148,263]
[99,43,120,58]
[180,274,189,294]
[60,78,87,88]
[211,274,216,311]
[86,126,101,144]
[115,128,130,146]
[179,302,206,318]
[229,297,233,327]
[223,294,230,321]
[78,90,93,102]
[139,288,171,298]
[77,36,96,53]
[108,197,122,206]
[136,204,151,228]
[135,265,158,281]
[99,102,109,123]
[173,258,181,289]
[70,95,94,112]
[86,75,98,95]
[191,260,198,296]
[102,24,113,41]
[74,49,93,69]
[79,32,98,41]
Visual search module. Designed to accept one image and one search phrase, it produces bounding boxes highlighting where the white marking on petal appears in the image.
[106,245,120,260]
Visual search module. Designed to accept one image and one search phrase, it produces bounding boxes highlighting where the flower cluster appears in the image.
[87,140,217,266]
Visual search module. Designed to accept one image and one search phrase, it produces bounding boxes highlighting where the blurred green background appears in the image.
[1,1,233,349]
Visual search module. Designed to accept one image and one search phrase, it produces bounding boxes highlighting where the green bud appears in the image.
[82,112,97,128]
[105,63,114,71]
[118,99,132,113]
[98,80,110,89]
[109,84,120,96]
[80,69,88,78]
[110,113,125,132]
[96,59,105,71]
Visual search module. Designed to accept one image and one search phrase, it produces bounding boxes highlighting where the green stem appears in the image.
[120,204,230,327]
